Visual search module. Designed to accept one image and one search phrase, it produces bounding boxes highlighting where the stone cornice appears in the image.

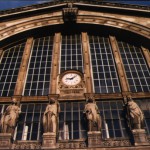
[0,0,149,18]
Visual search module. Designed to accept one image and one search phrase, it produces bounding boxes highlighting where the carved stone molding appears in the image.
[12,141,41,149]
[101,138,132,147]
[57,140,87,149]
[63,3,78,22]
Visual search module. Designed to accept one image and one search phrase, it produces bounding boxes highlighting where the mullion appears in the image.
[102,37,108,93]
[36,38,44,95]
[42,37,49,95]
[135,47,150,91]
[8,45,20,96]
[132,46,143,91]
[104,37,114,93]
[29,104,35,140]
[127,44,138,92]
[128,44,142,92]
[96,37,101,93]
[3,49,12,93]
[30,39,39,95]
[37,104,42,140]
[23,40,34,95]
[123,43,136,91]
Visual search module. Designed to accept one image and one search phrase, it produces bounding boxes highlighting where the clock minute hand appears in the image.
[72,75,77,79]
[66,77,73,80]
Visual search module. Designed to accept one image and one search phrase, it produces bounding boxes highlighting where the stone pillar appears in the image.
[132,129,149,146]
[42,133,56,149]
[82,32,93,93]
[50,33,61,94]
[109,36,130,92]
[87,131,102,148]
[0,133,12,149]
[141,47,150,68]
[14,37,33,95]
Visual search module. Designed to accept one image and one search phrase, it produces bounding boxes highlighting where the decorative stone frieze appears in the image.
[12,141,41,149]
[101,138,131,147]
[57,139,87,149]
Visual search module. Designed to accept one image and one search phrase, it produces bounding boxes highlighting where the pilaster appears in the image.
[50,33,61,94]
[14,37,33,95]
[82,32,93,93]
[109,36,129,93]
[141,47,150,68]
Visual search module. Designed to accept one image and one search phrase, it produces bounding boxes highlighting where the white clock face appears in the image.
[62,73,81,86]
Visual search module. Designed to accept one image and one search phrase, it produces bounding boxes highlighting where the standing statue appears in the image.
[127,96,144,129]
[0,98,21,135]
[83,97,101,132]
[43,98,60,133]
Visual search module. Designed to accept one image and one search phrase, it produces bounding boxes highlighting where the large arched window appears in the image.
[0,43,25,96]
[23,36,54,96]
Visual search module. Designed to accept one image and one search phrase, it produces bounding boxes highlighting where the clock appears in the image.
[62,73,81,86]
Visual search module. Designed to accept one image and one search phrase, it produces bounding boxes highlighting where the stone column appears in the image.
[42,132,56,149]
[132,129,149,146]
[50,33,61,94]
[82,32,93,93]
[141,47,150,68]
[88,131,102,148]
[0,133,12,149]
[109,36,130,93]
[14,37,33,95]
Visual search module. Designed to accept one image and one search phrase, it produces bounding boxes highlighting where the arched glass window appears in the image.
[24,36,54,96]
[89,36,121,93]
[118,41,150,92]
[60,35,84,73]
[0,43,25,96]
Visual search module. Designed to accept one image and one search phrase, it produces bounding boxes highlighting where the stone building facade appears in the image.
[0,0,150,149]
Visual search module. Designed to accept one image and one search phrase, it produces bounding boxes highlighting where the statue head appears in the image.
[12,98,17,105]
[87,97,94,103]
[127,95,132,101]
[49,98,56,104]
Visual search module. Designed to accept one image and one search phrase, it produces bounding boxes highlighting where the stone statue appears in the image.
[0,98,21,135]
[127,96,144,129]
[43,98,60,133]
[83,97,101,132]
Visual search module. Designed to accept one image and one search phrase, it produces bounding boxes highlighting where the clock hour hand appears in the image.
[66,75,77,80]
